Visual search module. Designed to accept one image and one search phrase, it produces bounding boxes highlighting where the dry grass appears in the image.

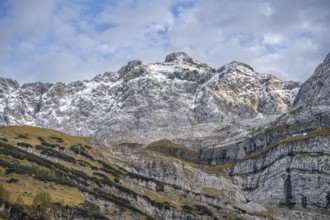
[0,173,84,206]
[0,125,237,219]
[0,125,91,148]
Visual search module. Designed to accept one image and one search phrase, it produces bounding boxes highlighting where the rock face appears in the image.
[225,52,330,218]
[292,52,330,107]
[0,52,300,147]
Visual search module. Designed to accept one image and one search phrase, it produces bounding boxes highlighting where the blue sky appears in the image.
[0,0,329,83]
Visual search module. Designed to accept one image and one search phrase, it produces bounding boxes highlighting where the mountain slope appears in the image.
[225,52,330,219]
[292,52,330,107]
[0,52,300,147]
[0,125,275,220]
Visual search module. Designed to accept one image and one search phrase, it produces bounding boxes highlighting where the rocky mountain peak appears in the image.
[165,52,201,65]
[324,52,330,63]
[119,60,146,72]
[292,52,330,108]
[216,62,256,82]
[0,77,19,91]
[0,53,301,145]
[118,60,148,81]
[0,78,19,109]
[228,61,254,72]
[204,61,300,118]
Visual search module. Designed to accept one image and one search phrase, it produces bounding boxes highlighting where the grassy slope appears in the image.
[0,125,242,220]
[3,124,320,219]
[0,126,147,219]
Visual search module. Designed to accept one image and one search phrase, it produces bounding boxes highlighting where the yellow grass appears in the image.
[0,173,84,206]
[0,125,91,148]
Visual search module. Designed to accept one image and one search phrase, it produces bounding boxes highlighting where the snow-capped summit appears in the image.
[0,52,300,146]
[165,52,200,64]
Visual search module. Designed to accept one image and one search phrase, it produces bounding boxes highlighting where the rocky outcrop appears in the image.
[0,201,32,220]
[293,52,330,107]
[201,61,299,119]
[216,52,330,219]
[232,129,330,202]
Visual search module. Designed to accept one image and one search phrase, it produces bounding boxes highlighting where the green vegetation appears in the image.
[78,201,108,220]
[148,139,192,150]
[119,142,143,148]
[0,139,171,219]
[0,125,240,219]
[77,159,93,167]
[126,172,166,190]
[16,134,29,139]
[182,205,194,213]
[84,145,92,150]
[98,160,122,177]
[70,144,94,160]
[0,199,110,220]
[194,204,214,216]
[0,137,8,142]
[17,142,33,148]
[38,137,59,148]
[146,139,199,162]
[38,146,77,163]
[50,136,64,143]
[6,178,19,183]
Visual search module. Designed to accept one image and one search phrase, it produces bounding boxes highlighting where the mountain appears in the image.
[0,52,300,146]
[292,52,330,107]
[229,52,330,219]
[0,52,330,220]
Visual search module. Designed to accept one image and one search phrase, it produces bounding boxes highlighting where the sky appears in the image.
[0,0,329,84]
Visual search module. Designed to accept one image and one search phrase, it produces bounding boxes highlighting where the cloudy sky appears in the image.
[0,0,329,84]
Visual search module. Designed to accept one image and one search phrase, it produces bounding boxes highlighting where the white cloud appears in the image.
[0,0,329,84]
[263,33,283,45]
[261,3,275,17]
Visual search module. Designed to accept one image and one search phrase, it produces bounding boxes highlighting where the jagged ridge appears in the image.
[0,52,300,148]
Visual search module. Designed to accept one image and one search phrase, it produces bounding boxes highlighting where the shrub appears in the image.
[84,145,92,150]
[6,178,19,183]
[16,134,29,139]
[40,148,76,163]
[0,137,8,142]
[50,136,64,143]
[77,160,93,167]
[35,145,46,150]
[17,142,33,148]
[37,137,59,148]
[97,161,125,178]
[81,201,100,212]
[194,204,213,216]
[70,145,94,160]
[182,205,194,213]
